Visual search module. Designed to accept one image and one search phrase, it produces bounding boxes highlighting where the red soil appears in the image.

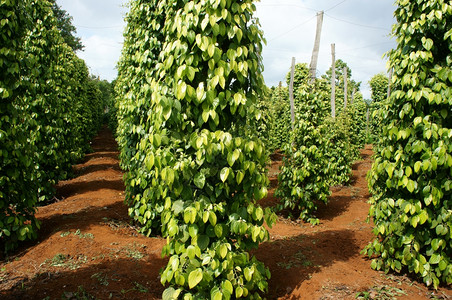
[0,127,450,300]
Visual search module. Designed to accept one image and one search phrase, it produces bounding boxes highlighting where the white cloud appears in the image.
[58,0,127,81]
[255,0,396,99]
[77,35,123,81]
[58,0,397,99]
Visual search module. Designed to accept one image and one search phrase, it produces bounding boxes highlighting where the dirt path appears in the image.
[0,128,450,299]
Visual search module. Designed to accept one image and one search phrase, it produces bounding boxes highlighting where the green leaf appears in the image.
[244,267,252,281]
[414,161,421,173]
[255,207,263,221]
[208,44,215,57]
[212,289,223,300]
[187,245,196,259]
[235,286,243,298]
[188,268,203,289]
[219,244,227,258]
[172,200,184,215]
[422,38,433,51]
[429,253,441,264]
[197,235,210,250]
[407,180,415,193]
[162,287,181,300]
[145,154,154,170]
[194,172,206,189]
[220,167,230,182]
[386,164,394,178]
[222,280,233,295]
[236,170,245,184]
[214,224,223,238]
[209,211,217,226]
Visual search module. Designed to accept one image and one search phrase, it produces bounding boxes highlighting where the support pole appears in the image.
[331,44,336,119]
[387,67,393,99]
[309,11,324,82]
[343,66,348,110]
[289,57,296,129]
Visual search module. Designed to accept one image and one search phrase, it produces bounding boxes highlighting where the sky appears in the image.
[58,0,397,99]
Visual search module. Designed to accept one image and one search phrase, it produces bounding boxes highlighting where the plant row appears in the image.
[256,63,367,224]
[116,0,276,299]
[364,0,451,288]
[0,0,105,253]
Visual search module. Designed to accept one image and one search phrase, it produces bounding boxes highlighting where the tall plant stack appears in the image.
[0,0,105,253]
[116,0,275,298]
[365,0,451,288]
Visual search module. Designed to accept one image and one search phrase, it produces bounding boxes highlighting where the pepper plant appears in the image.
[364,0,451,288]
[0,0,40,252]
[117,0,276,298]
[115,0,166,235]
[155,0,275,297]
[275,79,334,224]
[0,0,104,252]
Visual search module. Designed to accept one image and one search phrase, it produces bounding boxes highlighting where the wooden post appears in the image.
[331,44,336,119]
[366,104,370,138]
[309,11,324,82]
[289,57,296,129]
[387,67,393,99]
[343,66,348,110]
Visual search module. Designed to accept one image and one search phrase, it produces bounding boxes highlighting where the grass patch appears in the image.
[42,253,88,270]
[356,284,406,300]
[91,272,109,286]
[61,286,98,300]
[60,229,94,239]
[276,250,313,269]
[124,242,146,260]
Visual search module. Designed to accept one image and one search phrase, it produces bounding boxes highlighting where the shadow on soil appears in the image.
[254,229,360,299]
[316,195,354,222]
[37,200,130,240]
[84,151,119,161]
[74,163,122,176]
[0,255,167,300]
[56,178,124,199]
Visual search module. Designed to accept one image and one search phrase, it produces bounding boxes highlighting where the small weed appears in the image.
[101,217,138,234]
[351,187,361,198]
[120,281,149,295]
[91,254,105,261]
[74,229,94,239]
[277,250,313,269]
[43,253,88,270]
[429,292,451,300]
[91,272,109,286]
[49,253,68,266]
[356,284,406,300]
[60,229,94,239]
[133,281,148,293]
[61,286,97,300]
[60,231,71,237]
[0,266,7,279]
[124,242,146,260]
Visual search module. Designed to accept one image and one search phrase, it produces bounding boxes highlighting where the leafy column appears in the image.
[115,0,166,235]
[0,0,39,252]
[126,0,276,298]
[364,0,451,288]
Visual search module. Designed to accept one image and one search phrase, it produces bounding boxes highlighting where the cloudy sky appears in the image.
[58,0,396,99]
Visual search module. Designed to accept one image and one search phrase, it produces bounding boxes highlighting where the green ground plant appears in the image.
[0,0,104,254]
[117,0,276,298]
[364,0,451,288]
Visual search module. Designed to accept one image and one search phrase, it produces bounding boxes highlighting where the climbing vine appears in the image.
[364,0,451,288]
